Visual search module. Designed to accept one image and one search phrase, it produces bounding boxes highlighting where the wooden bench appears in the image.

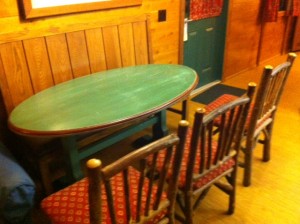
[0,15,155,194]
[0,15,152,114]
[0,14,188,194]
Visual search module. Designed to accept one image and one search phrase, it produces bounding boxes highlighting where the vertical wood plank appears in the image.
[0,53,14,114]
[133,20,150,65]
[66,31,91,78]
[85,28,107,73]
[119,23,136,67]
[0,16,153,115]
[292,17,300,51]
[46,34,74,84]
[223,0,262,79]
[102,26,122,69]
[0,42,34,113]
[258,16,286,63]
[23,37,54,93]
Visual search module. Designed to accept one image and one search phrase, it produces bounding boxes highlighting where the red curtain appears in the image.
[287,0,300,16]
[263,0,280,22]
[264,0,300,22]
[190,0,224,21]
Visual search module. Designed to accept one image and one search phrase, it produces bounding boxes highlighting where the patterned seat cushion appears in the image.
[205,94,239,114]
[153,128,235,191]
[205,93,271,132]
[41,167,167,224]
[177,128,235,190]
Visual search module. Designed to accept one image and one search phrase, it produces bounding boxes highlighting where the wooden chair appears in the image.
[149,83,255,223]
[205,53,297,186]
[178,83,256,224]
[176,83,255,223]
[41,120,189,224]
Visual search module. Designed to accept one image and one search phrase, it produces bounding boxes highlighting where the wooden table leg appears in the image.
[61,136,83,183]
[152,110,169,139]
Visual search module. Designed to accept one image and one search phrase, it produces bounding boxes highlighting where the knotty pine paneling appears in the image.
[66,31,91,78]
[258,14,287,63]
[102,26,123,69]
[223,0,262,80]
[0,42,34,108]
[46,34,74,84]
[0,0,181,66]
[0,0,18,18]
[292,17,300,51]
[23,38,54,92]
[0,0,293,92]
[85,28,107,73]
[0,17,152,114]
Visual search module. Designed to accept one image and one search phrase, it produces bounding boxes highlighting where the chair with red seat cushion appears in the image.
[176,83,255,223]
[152,83,255,223]
[41,120,189,224]
[205,53,297,187]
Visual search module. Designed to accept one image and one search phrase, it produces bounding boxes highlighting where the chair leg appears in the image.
[262,122,273,162]
[243,140,254,187]
[39,155,55,195]
[228,168,237,214]
[181,100,189,121]
[193,188,210,210]
[184,193,194,224]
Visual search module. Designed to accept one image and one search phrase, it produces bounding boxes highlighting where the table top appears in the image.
[9,64,198,137]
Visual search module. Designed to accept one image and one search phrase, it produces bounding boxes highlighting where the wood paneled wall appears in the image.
[258,13,287,62]
[0,16,152,114]
[292,17,300,51]
[223,1,294,80]
[224,0,262,78]
[0,0,294,108]
[0,0,181,64]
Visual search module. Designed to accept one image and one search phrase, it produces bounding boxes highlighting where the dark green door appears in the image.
[184,1,228,90]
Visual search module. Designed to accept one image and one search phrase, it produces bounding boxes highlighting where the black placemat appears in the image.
[191,84,246,105]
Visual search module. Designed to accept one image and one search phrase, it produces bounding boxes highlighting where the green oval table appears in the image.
[9,64,198,182]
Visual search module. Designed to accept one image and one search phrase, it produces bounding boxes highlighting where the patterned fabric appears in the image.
[263,0,280,22]
[292,0,300,16]
[286,0,300,16]
[153,128,235,191]
[41,167,167,224]
[190,0,224,21]
[205,94,271,132]
[204,94,238,114]
[176,129,235,190]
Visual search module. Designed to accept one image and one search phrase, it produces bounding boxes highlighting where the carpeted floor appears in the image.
[191,84,246,105]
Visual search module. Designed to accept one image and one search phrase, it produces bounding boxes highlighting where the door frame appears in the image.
[179,0,229,96]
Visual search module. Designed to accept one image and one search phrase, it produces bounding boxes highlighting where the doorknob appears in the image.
[184,18,193,23]
[206,27,214,32]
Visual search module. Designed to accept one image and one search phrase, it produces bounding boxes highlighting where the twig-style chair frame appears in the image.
[204,53,297,187]
[174,83,256,223]
[41,120,189,224]
[240,52,297,186]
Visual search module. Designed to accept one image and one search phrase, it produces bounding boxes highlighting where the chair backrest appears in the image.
[86,120,189,224]
[0,15,152,115]
[247,52,297,137]
[184,83,256,191]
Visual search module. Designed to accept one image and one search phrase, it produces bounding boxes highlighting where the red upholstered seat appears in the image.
[177,129,235,190]
[205,94,239,114]
[41,167,167,224]
[205,94,269,131]
[41,124,189,224]
[154,128,235,191]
